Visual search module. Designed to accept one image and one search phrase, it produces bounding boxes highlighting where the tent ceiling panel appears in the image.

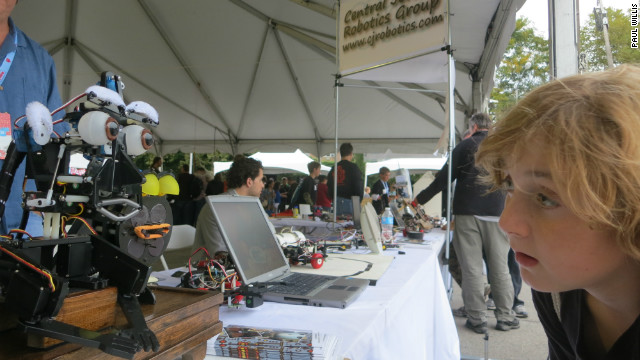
[450,0,502,63]
[12,0,524,156]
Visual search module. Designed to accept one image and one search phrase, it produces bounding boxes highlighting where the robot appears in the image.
[0,72,178,359]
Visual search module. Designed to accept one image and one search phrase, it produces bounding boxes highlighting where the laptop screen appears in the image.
[207,196,290,284]
[351,195,361,229]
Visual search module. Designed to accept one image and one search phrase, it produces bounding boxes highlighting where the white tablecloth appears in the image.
[207,229,460,360]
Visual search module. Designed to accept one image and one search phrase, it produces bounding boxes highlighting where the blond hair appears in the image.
[477,64,640,261]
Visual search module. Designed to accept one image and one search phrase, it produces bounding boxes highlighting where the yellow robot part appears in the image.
[158,173,179,196]
[141,173,160,196]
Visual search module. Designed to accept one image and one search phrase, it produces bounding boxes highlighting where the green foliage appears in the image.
[581,7,640,70]
[489,17,550,118]
[133,152,155,172]
[133,150,233,175]
[353,153,366,178]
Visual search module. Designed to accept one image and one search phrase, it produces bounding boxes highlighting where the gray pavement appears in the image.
[449,277,549,360]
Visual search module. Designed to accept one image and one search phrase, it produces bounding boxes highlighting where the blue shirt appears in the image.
[0,18,69,236]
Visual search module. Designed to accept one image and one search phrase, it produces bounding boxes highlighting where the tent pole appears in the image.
[333,76,341,227]
[333,2,340,228]
[444,0,454,300]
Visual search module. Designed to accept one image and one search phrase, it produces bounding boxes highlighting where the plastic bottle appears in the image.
[381,207,394,243]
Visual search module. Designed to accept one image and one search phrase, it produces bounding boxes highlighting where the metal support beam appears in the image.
[237,25,269,138]
[230,0,335,55]
[549,0,579,78]
[74,41,231,142]
[477,0,515,81]
[62,0,78,102]
[364,81,445,130]
[137,0,236,140]
[287,0,337,18]
[43,38,66,54]
[273,27,323,145]
[399,82,471,115]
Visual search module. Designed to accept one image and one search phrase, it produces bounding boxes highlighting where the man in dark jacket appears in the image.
[413,113,518,334]
[327,143,363,216]
[172,164,203,226]
[370,166,391,215]
[291,161,321,207]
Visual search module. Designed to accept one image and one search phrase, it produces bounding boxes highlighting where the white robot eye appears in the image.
[77,111,119,146]
[123,125,153,156]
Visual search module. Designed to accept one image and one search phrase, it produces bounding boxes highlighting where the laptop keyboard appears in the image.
[268,272,336,296]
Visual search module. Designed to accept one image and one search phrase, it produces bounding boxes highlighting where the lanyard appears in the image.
[0,31,18,90]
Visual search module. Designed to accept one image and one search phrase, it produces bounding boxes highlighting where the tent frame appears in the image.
[332,0,456,298]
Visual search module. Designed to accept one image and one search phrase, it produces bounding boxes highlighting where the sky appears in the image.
[517,0,632,36]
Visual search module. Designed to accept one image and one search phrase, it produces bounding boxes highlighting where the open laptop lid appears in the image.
[351,195,361,229]
[360,202,383,254]
[207,195,290,284]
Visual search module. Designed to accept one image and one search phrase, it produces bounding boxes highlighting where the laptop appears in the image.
[208,195,370,309]
[359,202,384,254]
[389,201,406,227]
[351,195,362,230]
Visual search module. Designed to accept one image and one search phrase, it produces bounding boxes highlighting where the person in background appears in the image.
[261,178,276,215]
[413,113,517,334]
[194,167,208,195]
[476,65,640,358]
[370,166,391,215]
[273,181,282,214]
[206,172,225,196]
[285,177,298,210]
[363,186,371,199]
[292,161,321,207]
[193,166,208,220]
[192,155,265,258]
[150,156,163,174]
[0,0,71,236]
[315,175,331,211]
[172,164,203,226]
[327,143,363,216]
[278,176,289,212]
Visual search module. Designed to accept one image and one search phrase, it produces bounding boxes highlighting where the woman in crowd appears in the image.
[476,64,640,359]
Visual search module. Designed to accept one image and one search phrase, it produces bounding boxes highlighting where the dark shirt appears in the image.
[533,289,640,359]
[294,175,317,206]
[370,179,390,215]
[327,160,363,200]
[415,131,505,216]
[206,178,224,196]
[176,172,202,201]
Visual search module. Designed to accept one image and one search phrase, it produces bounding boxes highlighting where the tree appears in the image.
[133,150,233,175]
[489,17,550,118]
[581,7,640,71]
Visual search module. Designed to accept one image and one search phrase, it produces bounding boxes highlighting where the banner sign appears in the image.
[338,0,447,79]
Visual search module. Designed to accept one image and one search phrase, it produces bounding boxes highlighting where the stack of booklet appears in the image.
[211,325,340,359]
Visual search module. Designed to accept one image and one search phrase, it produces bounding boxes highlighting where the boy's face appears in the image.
[499,145,627,294]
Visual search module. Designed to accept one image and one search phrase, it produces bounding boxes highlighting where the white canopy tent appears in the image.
[213,149,330,176]
[12,0,525,158]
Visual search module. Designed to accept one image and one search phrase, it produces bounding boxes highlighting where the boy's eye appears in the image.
[535,193,559,208]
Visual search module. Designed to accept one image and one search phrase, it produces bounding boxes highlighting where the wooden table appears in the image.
[0,286,223,360]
